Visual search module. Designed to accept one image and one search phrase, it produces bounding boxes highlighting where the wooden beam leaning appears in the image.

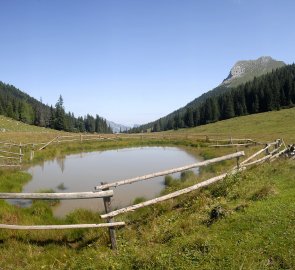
[0,222,125,230]
[239,144,273,166]
[38,136,59,151]
[0,190,113,200]
[95,151,245,190]
[101,172,229,219]
[269,148,288,162]
[241,154,272,167]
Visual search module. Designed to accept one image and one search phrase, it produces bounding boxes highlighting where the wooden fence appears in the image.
[0,139,290,250]
[209,138,265,147]
[99,140,288,219]
[0,134,120,167]
[0,189,124,250]
[0,143,23,167]
[0,150,245,249]
[37,134,119,151]
[0,133,274,168]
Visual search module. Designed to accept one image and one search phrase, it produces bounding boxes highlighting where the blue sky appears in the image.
[0,0,294,126]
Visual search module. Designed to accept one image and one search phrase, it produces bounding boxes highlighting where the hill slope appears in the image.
[133,56,286,132]
[169,107,295,143]
[186,56,285,109]
[0,115,53,133]
[0,81,112,133]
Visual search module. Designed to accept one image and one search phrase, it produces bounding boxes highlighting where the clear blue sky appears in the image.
[0,0,294,126]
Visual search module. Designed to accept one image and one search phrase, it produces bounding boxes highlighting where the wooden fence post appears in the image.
[19,143,22,164]
[30,144,35,161]
[265,144,270,155]
[80,134,83,143]
[101,182,117,250]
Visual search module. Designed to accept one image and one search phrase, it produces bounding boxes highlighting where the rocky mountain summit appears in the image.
[222,56,285,87]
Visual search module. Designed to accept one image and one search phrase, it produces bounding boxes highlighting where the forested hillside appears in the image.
[0,82,112,133]
[132,64,295,132]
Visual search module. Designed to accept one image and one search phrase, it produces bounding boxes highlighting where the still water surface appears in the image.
[20,147,200,217]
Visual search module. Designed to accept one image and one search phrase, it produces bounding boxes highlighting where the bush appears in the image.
[180,170,194,182]
[164,175,174,187]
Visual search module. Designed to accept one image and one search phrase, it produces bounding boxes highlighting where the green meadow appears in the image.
[0,108,294,269]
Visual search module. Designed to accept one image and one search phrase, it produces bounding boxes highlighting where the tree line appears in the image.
[130,64,295,133]
[0,82,112,133]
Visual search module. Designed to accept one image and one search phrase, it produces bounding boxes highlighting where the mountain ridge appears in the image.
[131,56,287,132]
[222,56,285,87]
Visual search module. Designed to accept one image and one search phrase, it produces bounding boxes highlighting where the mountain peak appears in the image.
[222,56,285,87]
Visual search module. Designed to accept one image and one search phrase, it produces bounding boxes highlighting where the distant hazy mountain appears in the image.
[107,120,131,133]
[132,56,286,132]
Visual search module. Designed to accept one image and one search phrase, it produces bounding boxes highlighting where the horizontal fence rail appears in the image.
[0,190,113,200]
[0,188,119,249]
[0,150,23,156]
[95,151,245,190]
[101,172,233,219]
[0,222,125,230]
[209,143,255,147]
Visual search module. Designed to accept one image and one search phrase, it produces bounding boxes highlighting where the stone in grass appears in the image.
[210,205,226,221]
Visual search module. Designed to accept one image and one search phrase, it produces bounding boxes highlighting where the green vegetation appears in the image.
[170,107,295,143]
[0,115,53,132]
[57,183,67,190]
[132,64,295,133]
[0,160,294,269]
[0,82,112,133]
[0,108,294,269]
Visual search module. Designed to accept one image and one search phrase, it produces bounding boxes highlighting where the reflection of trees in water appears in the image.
[56,157,65,173]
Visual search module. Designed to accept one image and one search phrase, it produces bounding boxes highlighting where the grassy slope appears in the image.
[167,107,295,143]
[0,109,294,269]
[0,115,53,132]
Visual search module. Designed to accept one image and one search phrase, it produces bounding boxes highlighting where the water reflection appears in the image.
[20,147,200,217]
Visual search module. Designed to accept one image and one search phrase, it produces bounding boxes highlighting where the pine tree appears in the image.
[54,95,65,130]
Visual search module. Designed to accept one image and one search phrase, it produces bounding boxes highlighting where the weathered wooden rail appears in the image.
[100,140,288,220]
[95,151,245,218]
[236,139,286,168]
[209,138,265,147]
[101,172,230,219]
[95,151,245,190]
[0,222,125,230]
[0,189,123,250]
[38,134,118,151]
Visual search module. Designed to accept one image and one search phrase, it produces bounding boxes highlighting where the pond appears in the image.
[17,146,201,217]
